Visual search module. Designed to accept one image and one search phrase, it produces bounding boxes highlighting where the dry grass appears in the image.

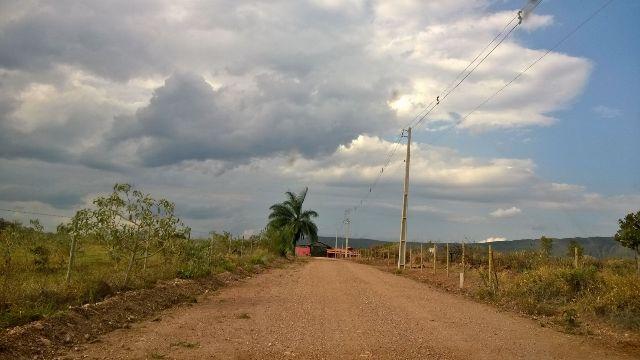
[0,233,277,329]
[359,251,640,333]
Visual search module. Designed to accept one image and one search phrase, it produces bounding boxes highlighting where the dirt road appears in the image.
[68,259,633,359]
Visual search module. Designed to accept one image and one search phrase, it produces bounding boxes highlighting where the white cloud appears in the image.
[0,0,594,171]
[482,237,507,243]
[0,1,633,241]
[490,206,522,218]
[593,105,622,119]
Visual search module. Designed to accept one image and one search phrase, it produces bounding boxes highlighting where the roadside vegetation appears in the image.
[361,210,640,335]
[0,183,310,329]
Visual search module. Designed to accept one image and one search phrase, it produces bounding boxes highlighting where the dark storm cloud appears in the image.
[0,0,400,170]
[0,0,169,81]
[0,184,82,209]
[104,71,396,167]
[179,204,238,221]
[0,159,117,209]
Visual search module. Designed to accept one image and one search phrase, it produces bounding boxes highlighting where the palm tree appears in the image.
[268,187,319,252]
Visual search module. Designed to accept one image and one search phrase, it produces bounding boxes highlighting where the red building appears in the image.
[295,246,311,257]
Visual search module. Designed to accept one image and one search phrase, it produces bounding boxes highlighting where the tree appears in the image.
[614,210,640,274]
[73,183,190,286]
[262,225,293,257]
[566,239,583,258]
[0,220,23,270]
[267,187,318,255]
[540,236,553,257]
[0,219,44,271]
[60,208,94,283]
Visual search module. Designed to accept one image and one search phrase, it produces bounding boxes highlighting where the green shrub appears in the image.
[560,266,598,295]
[500,265,598,316]
[587,270,640,330]
[176,240,211,279]
[249,249,272,266]
[82,280,113,303]
[496,250,541,272]
[29,245,51,271]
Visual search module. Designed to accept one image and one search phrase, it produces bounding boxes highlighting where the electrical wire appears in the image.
[0,207,215,236]
[344,5,535,219]
[459,0,615,125]
[0,207,71,219]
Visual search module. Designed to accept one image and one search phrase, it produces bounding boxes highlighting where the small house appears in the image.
[295,240,332,257]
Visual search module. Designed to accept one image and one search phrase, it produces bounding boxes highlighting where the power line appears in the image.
[459,0,615,126]
[345,5,534,219]
[345,0,614,231]
[0,207,71,219]
[348,0,614,233]
[0,207,215,236]
[413,3,542,129]
[438,14,519,100]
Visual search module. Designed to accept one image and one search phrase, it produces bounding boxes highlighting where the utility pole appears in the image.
[335,228,338,259]
[398,127,412,269]
[344,218,351,258]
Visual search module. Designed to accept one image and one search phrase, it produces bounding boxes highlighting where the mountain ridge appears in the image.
[317,236,634,259]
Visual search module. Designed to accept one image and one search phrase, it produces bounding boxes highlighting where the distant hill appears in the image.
[318,236,634,259]
[480,237,634,259]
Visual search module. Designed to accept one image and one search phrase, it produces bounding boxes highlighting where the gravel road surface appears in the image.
[68,258,634,359]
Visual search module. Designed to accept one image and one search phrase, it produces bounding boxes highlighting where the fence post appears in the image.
[433,243,437,275]
[65,235,78,284]
[459,242,465,289]
[420,244,424,271]
[446,243,450,278]
[574,246,579,269]
[409,247,412,269]
[488,244,494,290]
[462,242,466,275]
[209,233,215,268]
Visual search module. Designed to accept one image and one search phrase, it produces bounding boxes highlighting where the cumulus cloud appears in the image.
[490,206,522,218]
[0,1,634,240]
[0,0,594,171]
[272,135,639,216]
[103,71,395,167]
[285,135,537,204]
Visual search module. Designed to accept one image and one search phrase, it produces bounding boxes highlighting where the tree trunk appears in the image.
[65,235,78,284]
[143,229,150,271]
[143,244,149,271]
[124,246,138,287]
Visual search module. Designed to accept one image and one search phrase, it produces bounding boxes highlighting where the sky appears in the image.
[0,0,638,243]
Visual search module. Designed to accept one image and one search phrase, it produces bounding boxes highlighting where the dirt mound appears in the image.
[0,260,289,360]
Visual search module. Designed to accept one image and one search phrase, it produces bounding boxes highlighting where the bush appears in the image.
[30,245,51,271]
[81,280,113,303]
[560,266,598,294]
[249,249,272,266]
[501,265,598,316]
[176,240,211,279]
[496,250,541,272]
[587,270,640,330]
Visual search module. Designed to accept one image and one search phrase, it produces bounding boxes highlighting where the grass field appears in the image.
[0,226,277,329]
[360,243,640,333]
